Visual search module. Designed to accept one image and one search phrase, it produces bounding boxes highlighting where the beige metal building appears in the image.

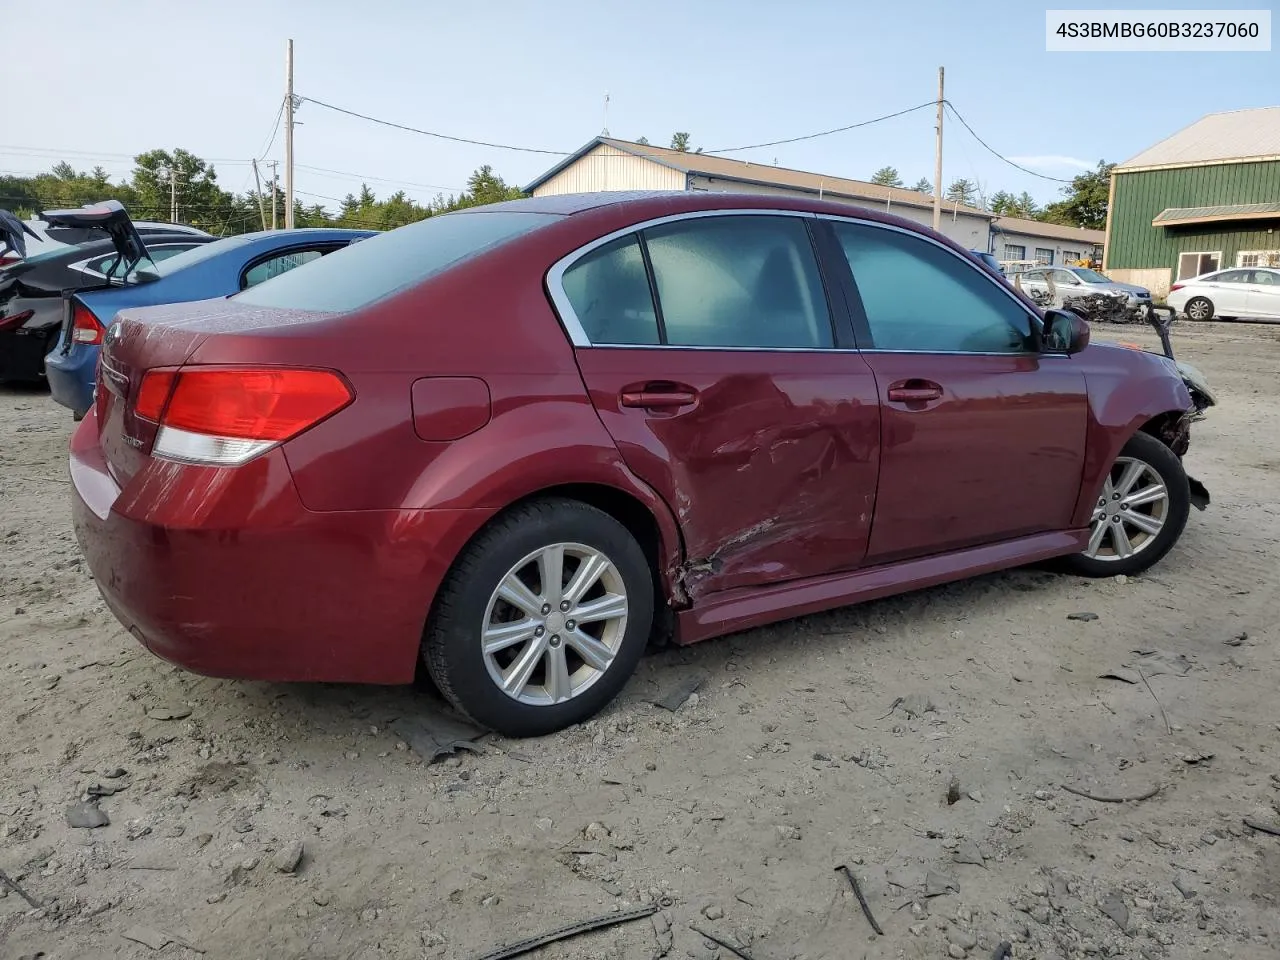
[992,216,1105,270]
[525,137,994,251]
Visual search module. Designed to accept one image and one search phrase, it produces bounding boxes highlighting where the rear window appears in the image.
[232,211,560,313]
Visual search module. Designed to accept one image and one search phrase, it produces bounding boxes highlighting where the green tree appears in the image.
[870,166,903,187]
[910,177,932,195]
[945,178,977,205]
[670,132,691,152]
[1039,161,1113,229]
[636,136,650,145]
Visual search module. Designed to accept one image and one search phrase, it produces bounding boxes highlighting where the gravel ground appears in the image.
[1,321,1278,960]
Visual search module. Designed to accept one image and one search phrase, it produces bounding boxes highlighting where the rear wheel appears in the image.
[1065,431,1190,578]
[423,498,653,737]
[1185,296,1214,321]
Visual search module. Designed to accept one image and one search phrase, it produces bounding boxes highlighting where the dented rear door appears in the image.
[561,213,881,600]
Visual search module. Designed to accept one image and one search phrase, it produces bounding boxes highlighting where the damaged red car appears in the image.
[70,192,1209,736]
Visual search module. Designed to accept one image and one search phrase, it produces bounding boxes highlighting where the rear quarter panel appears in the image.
[1070,343,1193,526]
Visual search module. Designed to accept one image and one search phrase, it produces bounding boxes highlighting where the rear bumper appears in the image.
[45,344,97,415]
[69,415,491,684]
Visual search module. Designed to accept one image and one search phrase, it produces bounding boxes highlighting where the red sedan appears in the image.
[70,192,1206,736]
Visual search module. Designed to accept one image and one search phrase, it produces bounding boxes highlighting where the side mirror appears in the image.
[1043,309,1090,355]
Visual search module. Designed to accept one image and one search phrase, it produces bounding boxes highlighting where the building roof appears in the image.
[1117,106,1280,171]
[525,137,991,218]
[1152,201,1280,227]
[992,215,1105,243]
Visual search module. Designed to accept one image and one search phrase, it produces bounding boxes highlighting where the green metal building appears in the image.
[1104,106,1280,298]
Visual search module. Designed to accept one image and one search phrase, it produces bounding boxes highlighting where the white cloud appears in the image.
[1007,155,1095,171]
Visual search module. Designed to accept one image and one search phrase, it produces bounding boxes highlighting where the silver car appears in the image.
[1016,266,1152,315]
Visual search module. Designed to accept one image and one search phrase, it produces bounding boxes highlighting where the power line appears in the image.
[295,163,465,194]
[298,95,569,155]
[704,101,937,154]
[943,102,1073,184]
[256,99,286,161]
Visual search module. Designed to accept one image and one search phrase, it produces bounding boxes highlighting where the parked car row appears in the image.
[0,201,373,417]
[59,191,1212,737]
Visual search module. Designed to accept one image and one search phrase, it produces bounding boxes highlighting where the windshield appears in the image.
[142,235,253,279]
[234,211,560,313]
[1070,268,1111,283]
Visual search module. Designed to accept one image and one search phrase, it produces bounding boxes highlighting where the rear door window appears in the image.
[560,236,659,345]
[642,215,833,349]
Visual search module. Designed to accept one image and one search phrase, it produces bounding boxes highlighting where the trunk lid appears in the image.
[40,201,149,282]
[95,298,339,485]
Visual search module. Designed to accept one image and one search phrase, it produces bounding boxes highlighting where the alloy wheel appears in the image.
[1187,299,1212,321]
[1084,457,1170,561]
[481,542,629,706]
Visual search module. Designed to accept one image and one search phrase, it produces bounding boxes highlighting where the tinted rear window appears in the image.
[233,211,560,312]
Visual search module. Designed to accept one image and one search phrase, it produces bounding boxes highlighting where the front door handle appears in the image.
[886,379,943,403]
[620,382,699,410]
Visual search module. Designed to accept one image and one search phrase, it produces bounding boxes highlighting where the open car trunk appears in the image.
[40,200,151,282]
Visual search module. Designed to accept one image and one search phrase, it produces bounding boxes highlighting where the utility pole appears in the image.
[170,166,178,223]
[933,66,944,233]
[284,39,295,229]
[268,161,279,230]
[251,159,268,231]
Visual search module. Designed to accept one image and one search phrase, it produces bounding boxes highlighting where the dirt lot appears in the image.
[2,321,1279,960]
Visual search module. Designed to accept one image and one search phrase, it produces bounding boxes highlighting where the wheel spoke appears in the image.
[1115,460,1146,497]
[502,637,547,697]
[1112,522,1135,558]
[1123,483,1166,509]
[563,553,608,605]
[573,592,627,625]
[1086,519,1109,556]
[1123,511,1164,537]
[545,643,572,703]
[497,573,543,618]
[566,627,614,672]
[483,619,539,655]
[537,545,566,606]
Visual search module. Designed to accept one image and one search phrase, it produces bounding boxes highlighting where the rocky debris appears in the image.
[653,671,708,711]
[1067,612,1098,622]
[1173,876,1198,899]
[925,869,959,897]
[65,802,108,829]
[947,777,962,805]
[953,840,986,867]
[1097,890,1128,931]
[902,693,936,719]
[273,839,304,874]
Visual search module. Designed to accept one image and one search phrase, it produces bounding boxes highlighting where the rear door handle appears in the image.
[620,383,699,409]
[886,379,943,403]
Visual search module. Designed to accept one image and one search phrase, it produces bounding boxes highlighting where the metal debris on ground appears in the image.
[389,710,487,762]
[144,704,192,721]
[1243,817,1280,838]
[836,864,883,935]
[653,671,709,711]
[1060,783,1161,803]
[122,928,205,953]
[1067,612,1098,622]
[465,903,659,960]
[0,866,41,908]
[690,923,756,960]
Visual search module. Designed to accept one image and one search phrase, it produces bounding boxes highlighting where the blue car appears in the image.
[44,210,375,417]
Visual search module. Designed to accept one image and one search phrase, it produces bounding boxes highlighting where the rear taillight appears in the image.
[0,309,34,333]
[1169,283,1184,293]
[0,256,19,268]
[72,303,105,344]
[136,366,353,466]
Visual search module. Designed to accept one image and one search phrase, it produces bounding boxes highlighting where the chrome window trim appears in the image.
[545,208,820,349]
[816,213,1046,340]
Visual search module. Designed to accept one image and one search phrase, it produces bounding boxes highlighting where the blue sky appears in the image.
[3,0,1276,211]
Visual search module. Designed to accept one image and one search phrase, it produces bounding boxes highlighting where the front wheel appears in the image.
[423,498,654,737]
[1065,431,1190,578]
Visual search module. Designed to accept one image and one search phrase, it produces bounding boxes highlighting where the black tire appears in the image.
[1184,296,1214,321]
[1064,431,1190,578]
[423,498,654,737]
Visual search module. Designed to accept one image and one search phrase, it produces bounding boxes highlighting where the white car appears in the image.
[1168,267,1280,322]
